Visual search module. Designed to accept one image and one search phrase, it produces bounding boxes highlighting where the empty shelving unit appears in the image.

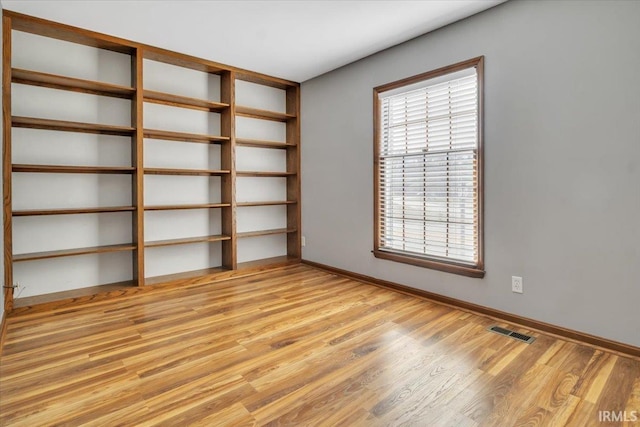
[2,10,301,313]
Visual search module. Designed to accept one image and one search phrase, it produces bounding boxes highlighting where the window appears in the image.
[373,57,484,278]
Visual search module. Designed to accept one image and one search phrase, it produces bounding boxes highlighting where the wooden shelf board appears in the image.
[145,234,231,248]
[237,228,297,238]
[144,168,230,176]
[237,201,296,207]
[236,138,295,149]
[7,11,136,55]
[235,72,298,90]
[12,280,138,311]
[144,267,228,286]
[12,68,135,99]
[144,128,229,144]
[13,206,136,216]
[13,243,136,262]
[12,164,134,174]
[12,116,135,136]
[144,90,228,112]
[143,256,298,287]
[144,203,230,211]
[235,106,296,122]
[10,259,300,314]
[143,47,226,75]
[236,255,300,270]
[236,171,296,178]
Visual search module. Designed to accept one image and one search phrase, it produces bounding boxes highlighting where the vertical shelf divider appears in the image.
[132,47,145,286]
[221,71,237,270]
[2,14,13,310]
[286,86,301,261]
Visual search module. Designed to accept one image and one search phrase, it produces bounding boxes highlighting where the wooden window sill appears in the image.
[373,249,485,278]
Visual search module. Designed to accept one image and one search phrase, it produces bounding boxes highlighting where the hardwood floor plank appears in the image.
[479,336,531,376]
[506,342,598,424]
[596,357,640,419]
[546,394,582,426]
[583,352,620,404]
[461,335,556,424]
[140,374,255,426]
[189,402,256,427]
[309,407,380,427]
[83,400,151,427]
[537,339,568,365]
[240,295,377,352]
[19,373,146,427]
[248,328,414,425]
[242,310,392,387]
[480,363,555,427]
[371,322,517,425]
[1,372,145,426]
[1,357,126,400]
[0,362,132,420]
[264,375,378,426]
[136,347,253,402]
[246,323,408,405]
[0,264,638,426]
[88,318,228,364]
[510,405,553,427]
[404,368,487,427]
[135,340,244,380]
[1,317,136,352]
[550,345,595,402]
[625,378,640,425]
[0,330,142,377]
[565,399,599,426]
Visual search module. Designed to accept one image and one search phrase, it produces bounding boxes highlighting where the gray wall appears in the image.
[301,0,640,347]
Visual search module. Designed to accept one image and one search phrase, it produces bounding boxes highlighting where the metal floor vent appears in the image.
[488,325,536,344]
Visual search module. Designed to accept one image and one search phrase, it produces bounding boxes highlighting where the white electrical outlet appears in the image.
[301,236,306,247]
[512,276,523,294]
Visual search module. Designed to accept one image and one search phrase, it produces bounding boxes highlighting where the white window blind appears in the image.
[377,67,479,265]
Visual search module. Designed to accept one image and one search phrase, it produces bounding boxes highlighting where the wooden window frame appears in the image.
[373,56,485,278]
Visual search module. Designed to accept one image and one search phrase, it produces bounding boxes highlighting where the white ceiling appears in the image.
[2,0,505,82]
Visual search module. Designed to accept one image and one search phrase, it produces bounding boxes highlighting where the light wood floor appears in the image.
[1,264,638,426]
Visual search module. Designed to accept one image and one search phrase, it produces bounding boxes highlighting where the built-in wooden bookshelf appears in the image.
[234,77,301,265]
[2,10,301,312]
